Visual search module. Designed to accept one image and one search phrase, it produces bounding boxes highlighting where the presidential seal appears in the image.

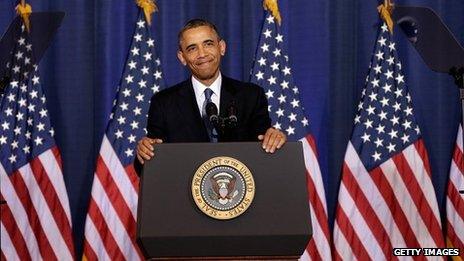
[191,156,255,220]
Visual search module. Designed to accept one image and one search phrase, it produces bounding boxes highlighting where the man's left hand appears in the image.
[258,127,287,153]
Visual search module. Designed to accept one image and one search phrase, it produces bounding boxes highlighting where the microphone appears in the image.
[226,103,238,128]
[205,102,219,126]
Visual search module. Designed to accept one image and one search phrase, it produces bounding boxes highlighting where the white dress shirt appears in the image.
[191,73,222,117]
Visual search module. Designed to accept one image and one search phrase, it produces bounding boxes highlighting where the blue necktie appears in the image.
[202,88,218,142]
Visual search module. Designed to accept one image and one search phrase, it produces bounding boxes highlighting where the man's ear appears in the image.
[177,50,187,66]
[219,39,226,56]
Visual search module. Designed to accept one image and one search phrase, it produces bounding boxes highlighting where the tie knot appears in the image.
[204,88,213,101]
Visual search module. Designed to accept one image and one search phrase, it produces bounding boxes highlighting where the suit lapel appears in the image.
[219,76,237,118]
[177,80,209,141]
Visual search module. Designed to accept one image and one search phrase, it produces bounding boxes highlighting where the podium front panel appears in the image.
[137,142,311,258]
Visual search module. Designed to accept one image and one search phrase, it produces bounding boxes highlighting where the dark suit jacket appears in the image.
[146,75,271,142]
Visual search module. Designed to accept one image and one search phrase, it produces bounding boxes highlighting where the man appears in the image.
[136,19,286,164]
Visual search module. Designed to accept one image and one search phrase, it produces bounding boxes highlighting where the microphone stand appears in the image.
[206,102,238,141]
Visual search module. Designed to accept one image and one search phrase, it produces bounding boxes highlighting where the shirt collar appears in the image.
[191,72,222,98]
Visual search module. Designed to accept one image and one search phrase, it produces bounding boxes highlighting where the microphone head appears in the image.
[227,115,237,128]
[205,102,219,125]
[226,103,238,128]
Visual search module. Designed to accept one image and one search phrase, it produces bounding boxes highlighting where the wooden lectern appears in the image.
[137,142,312,260]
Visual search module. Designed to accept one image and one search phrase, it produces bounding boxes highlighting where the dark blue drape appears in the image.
[1,0,463,257]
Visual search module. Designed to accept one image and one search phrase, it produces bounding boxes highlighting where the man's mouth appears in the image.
[196,60,212,67]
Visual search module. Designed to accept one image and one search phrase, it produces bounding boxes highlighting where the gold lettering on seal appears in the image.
[192,156,255,220]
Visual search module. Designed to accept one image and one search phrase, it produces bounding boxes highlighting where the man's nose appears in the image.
[197,46,207,57]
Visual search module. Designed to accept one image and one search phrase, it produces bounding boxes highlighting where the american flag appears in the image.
[250,13,332,261]
[0,24,75,260]
[333,23,445,259]
[82,12,165,260]
[446,125,464,257]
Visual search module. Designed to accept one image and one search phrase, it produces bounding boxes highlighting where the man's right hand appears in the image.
[136,137,163,164]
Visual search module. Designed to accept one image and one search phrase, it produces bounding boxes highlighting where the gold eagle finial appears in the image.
[377,0,395,34]
[263,0,282,25]
[136,0,158,26]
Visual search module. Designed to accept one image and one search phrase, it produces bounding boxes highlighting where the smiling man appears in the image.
[136,19,286,164]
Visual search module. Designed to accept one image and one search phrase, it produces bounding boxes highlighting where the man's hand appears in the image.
[136,137,163,164]
[258,127,287,153]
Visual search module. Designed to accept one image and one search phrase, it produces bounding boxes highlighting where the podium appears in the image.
[137,142,312,260]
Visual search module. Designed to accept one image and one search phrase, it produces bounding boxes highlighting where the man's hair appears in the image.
[178,19,221,48]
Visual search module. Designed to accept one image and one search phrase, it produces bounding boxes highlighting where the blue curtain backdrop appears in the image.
[1,0,463,257]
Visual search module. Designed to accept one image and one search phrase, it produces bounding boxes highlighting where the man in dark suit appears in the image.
[136,19,286,164]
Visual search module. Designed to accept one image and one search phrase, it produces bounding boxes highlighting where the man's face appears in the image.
[177,25,226,85]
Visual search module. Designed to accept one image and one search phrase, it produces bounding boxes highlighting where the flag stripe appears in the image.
[380,153,438,247]
[333,246,344,261]
[412,141,432,177]
[86,198,125,261]
[125,164,140,192]
[90,172,142,260]
[305,135,319,158]
[339,172,386,259]
[301,136,331,261]
[302,139,330,233]
[100,135,138,218]
[335,201,373,260]
[456,126,463,151]
[452,141,464,174]
[302,136,329,216]
[83,237,100,261]
[369,167,419,248]
[303,233,321,261]
[9,168,56,260]
[31,152,74,254]
[299,248,311,261]
[51,146,64,169]
[0,165,42,259]
[1,249,7,261]
[345,142,414,248]
[403,143,442,224]
[304,176,330,259]
[18,163,73,260]
[1,203,30,261]
[392,148,444,247]
[337,140,444,259]
[341,163,395,259]
[39,147,72,223]
[84,215,114,261]
[95,155,137,241]
[447,204,464,249]
[446,125,464,259]
[447,166,464,221]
